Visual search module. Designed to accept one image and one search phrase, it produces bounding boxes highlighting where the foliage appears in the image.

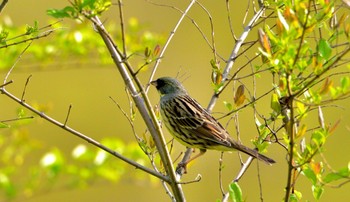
[256,0,350,201]
[0,108,149,200]
[0,16,164,70]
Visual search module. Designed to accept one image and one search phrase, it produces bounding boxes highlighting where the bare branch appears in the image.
[88,15,185,201]
[0,80,13,88]
[64,104,73,126]
[117,0,127,57]
[0,0,9,14]
[146,0,196,92]
[21,75,32,102]
[3,41,32,84]
[0,86,168,182]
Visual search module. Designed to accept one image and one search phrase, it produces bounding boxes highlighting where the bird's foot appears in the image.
[176,161,188,175]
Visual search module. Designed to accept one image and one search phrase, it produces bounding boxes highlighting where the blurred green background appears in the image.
[1,1,350,201]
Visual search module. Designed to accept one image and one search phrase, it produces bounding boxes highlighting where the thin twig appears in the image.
[1,116,34,123]
[178,174,202,184]
[0,86,169,182]
[146,0,196,93]
[0,29,56,49]
[0,80,13,88]
[219,152,225,195]
[0,0,8,14]
[117,0,127,57]
[21,75,32,102]
[225,0,237,41]
[63,104,72,126]
[88,16,185,201]
[195,1,218,62]
[208,6,266,112]
[3,42,32,84]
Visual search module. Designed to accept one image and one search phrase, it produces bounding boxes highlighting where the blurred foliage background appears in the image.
[1,0,350,201]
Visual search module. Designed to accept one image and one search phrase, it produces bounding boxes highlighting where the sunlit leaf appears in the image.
[93,150,108,165]
[271,93,281,113]
[97,166,123,182]
[144,47,151,58]
[153,44,161,57]
[72,144,87,159]
[17,108,26,118]
[229,182,243,202]
[340,76,350,92]
[0,172,16,198]
[345,23,350,38]
[296,101,307,120]
[319,77,333,94]
[47,6,76,18]
[323,166,350,183]
[277,9,290,31]
[234,85,245,106]
[40,148,64,178]
[311,130,326,146]
[279,77,287,91]
[210,59,220,70]
[0,122,10,128]
[296,124,307,138]
[318,106,325,129]
[302,167,317,185]
[312,185,324,200]
[223,101,233,111]
[258,28,271,55]
[311,161,323,175]
[318,39,332,59]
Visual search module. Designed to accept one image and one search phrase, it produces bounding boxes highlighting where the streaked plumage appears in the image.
[151,77,275,165]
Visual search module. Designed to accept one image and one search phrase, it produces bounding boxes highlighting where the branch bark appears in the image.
[88,16,185,201]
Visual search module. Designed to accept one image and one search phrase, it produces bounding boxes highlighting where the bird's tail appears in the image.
[237,144,276,165]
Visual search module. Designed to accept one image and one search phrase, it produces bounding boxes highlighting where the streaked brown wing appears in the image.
[190,111,234,148]
[166,94,233,148]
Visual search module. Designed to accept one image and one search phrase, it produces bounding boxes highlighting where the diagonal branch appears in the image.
[146,0,196,92]
[0,85,168,182]
[88,15,185,201]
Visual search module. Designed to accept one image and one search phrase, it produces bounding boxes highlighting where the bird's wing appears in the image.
[166,94,234,148]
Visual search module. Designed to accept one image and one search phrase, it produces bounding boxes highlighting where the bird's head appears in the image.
[151,77,186,96]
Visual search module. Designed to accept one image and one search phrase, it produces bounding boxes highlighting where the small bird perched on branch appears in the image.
[151,77,275,168]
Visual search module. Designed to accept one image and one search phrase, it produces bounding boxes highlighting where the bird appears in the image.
[151,77,275,167]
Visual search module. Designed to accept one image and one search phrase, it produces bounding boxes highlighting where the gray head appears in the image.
[151,77,187,95]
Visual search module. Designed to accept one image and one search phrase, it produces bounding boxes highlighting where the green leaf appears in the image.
[40,148,65,178]
[340,76,350,92]
[17,108,26,118]
[0,29,9,45]
[323,166,350,183]
[312,185,324,200]
[25,21,39,36]
[0,122,10,128]
[223,101,233,111]
[0,172,16,198]
[318,39,332,60]
[311,130,326,146]
[289,193,298,202]
[47,6,76,19]
[229,182,243,202]
[302,167,317,185]
[289,189,302,202]
[271,93,281,113]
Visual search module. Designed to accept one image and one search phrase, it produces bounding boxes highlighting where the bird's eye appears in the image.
[157,79,165,88]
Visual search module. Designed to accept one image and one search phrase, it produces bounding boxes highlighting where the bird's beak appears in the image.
[150,80,157,87]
